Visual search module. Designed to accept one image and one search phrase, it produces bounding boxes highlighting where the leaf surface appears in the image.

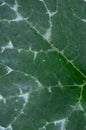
[0,0,86,130]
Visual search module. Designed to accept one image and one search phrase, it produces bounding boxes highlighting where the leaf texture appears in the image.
[0,0,86,130]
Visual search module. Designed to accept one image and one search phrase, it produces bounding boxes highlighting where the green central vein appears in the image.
[25,19,86,80]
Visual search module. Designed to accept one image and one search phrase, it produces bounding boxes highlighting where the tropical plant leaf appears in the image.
[0,0,86,130]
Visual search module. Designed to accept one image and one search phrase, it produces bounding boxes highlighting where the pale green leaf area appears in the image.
[0,0,86,130]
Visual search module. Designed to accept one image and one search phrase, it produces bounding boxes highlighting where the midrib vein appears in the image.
[25,20,86,80]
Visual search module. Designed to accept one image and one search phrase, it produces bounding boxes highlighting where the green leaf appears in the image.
[0,0,86,130]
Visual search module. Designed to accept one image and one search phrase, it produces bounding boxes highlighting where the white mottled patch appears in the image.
[0,95,4,100]
[0,95,6,104]
[20,93,29,102]
[39,0,44,2]
[14,14,23,22]
[6,125,13,130]
[1,41,14,53]
[0,2,6,6]
[11,1,19,11]
[6,41,14,49]
[54,119,66,130]
[58,81,64,89]
[35,79,43,87]
[48,11,57,17]
[82,19,86,22]
[33,51,38,61]
[48,87,52,93]
[43,27,51,41]
[6,66,13,74]
[76,103,84,111]
[0,126,5,130]
[19,88,23,94]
